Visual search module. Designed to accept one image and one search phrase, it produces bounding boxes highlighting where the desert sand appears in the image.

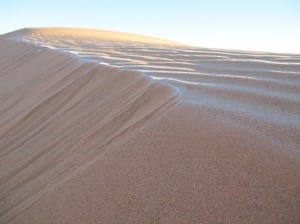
[0,28,300,223]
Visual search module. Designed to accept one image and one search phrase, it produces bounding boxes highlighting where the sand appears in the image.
[0,28,300,223]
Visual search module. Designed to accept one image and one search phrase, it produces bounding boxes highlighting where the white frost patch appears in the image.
[151,76,217,86]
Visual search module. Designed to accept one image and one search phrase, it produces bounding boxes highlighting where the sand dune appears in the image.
[3,28,184,46]
[1,28,300,223]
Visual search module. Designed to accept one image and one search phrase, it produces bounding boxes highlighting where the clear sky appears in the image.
[1,0,300,53]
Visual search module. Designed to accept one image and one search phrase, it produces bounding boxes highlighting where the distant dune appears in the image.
[3,27,185,45]
[1,28,300,224]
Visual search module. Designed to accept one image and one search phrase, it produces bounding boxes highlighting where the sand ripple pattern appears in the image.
[17,29,300,149]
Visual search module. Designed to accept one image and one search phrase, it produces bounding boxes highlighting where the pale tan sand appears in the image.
[0,28,300,223]
[3,27,185,46]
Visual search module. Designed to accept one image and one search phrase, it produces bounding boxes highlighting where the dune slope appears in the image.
[0,38,178,223]
[0,28,300,223]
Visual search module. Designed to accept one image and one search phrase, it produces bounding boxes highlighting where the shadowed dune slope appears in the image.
[0,28,300,224]
[0,38,178,223]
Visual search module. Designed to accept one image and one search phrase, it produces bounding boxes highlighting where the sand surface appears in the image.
[1,28,300,223]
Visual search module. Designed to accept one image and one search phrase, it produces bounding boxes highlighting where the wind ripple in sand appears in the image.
[14,28,300,149]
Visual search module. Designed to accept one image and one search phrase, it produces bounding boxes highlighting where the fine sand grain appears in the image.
[1,28,300,223]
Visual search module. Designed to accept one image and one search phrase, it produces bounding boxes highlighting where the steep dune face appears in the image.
[0,38,178,223]
[0,28,300,223]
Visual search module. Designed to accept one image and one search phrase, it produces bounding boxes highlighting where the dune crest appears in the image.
[3,27,185,46]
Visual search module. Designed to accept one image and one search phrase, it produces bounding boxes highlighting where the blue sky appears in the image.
[1,0,300,53]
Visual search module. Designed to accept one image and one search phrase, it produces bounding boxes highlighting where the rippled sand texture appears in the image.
[1,28,300,223]
[10,28,300,149]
